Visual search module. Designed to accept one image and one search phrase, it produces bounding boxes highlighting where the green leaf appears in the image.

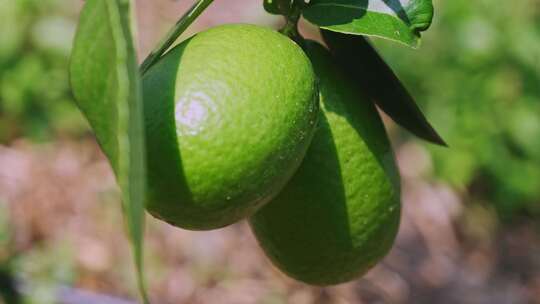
[69,0,148,302]
[322,29,446,146]
[263,0,293,15]
[304,0,434,47]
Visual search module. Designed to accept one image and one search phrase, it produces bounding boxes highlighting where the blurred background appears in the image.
[0,0,539,303]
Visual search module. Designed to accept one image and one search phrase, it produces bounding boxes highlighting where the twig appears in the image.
[139,0,215,75]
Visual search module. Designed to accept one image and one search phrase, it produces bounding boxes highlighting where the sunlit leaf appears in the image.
[304,0,434,47]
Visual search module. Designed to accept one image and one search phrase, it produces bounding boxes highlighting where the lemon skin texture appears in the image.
[249,41,401,285]
[141,24,319,230]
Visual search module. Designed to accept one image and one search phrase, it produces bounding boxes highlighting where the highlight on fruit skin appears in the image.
[249,40,401,285]
[141,24,319,230]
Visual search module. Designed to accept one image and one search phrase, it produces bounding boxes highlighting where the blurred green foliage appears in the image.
[14,240,76,304]
[0,200,76,303]
[375,0,540,219]
[0,0,87,142]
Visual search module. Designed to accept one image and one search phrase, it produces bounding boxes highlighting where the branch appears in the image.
[139,0,215,74]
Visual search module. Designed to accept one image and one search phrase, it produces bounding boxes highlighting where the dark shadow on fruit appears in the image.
[306,39,400,190]
[141,43,195,229]
[314,67,400,280]
[303,0,367,26]
[250,111,353,284]
[328,89,400,191]
[314,50,401,281]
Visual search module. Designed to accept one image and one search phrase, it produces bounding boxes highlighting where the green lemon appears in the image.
[249,41,401,285]
[142,24,318,230]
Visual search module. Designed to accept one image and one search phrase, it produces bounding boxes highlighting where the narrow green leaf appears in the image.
[304,0,434,47]
[322,29,446,146]
[69,0,148,302]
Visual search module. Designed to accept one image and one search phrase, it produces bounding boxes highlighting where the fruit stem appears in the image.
[279,0,305,46]
[139,0,215,75]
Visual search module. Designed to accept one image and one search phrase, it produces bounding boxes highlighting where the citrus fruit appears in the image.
[141,24,318,230]
[249,41,401,285]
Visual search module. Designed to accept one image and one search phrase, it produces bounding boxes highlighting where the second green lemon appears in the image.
[249,41,401,285]
[142,24,318,230]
